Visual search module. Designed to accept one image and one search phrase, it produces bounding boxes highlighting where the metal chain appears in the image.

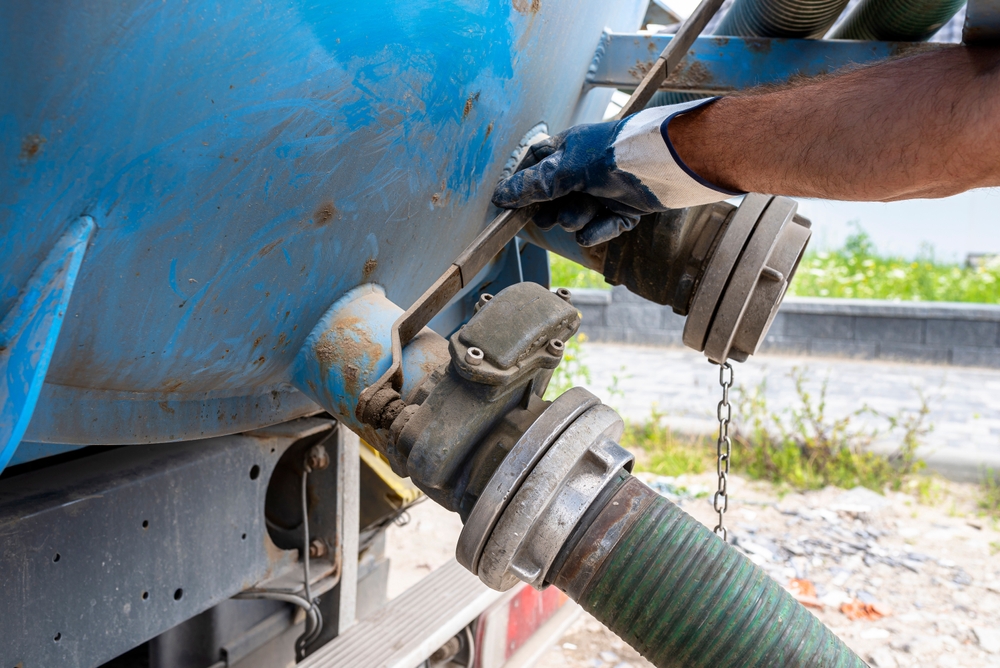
[713,361,733,541]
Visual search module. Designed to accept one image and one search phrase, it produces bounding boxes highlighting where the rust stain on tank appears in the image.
[362,257,378,279]
[313,317,384,402]
[257,238,284,258]
[313,201,337,226]
[462,91,481,120]
[161,379,184,393]
[157,401,175,414]
[430,189,451,207]
[20,134,46,159]
[512,0,540,13]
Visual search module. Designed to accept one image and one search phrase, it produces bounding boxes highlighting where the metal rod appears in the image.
[357,204,538,415]
[615,0,727,119]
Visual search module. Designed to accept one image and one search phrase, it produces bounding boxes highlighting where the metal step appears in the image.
[298,559,502,668]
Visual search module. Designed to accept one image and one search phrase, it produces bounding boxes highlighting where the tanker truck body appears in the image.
[1,0,981,666]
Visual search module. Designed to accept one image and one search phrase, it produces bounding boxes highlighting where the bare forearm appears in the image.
[669,47,1000,201]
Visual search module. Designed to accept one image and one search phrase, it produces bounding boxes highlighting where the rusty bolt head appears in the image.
[546,339,565,356]
[465,347,484,366]
[305,444,330,472]
[308,539,328,559]
[555,288,572,303]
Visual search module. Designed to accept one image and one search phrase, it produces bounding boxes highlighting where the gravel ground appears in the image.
[388,474,1000,668]
[536,472,1000,668]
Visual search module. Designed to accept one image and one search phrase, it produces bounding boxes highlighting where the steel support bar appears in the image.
[0,418,333,668]
[587,33,949,94]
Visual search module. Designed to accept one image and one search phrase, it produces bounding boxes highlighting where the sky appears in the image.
[794,191,1000,261]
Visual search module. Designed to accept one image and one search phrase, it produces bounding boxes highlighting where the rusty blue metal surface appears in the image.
[586,32,950,93]
[0,216,94,472]
[291,283,452,451]
[1,0,647,452]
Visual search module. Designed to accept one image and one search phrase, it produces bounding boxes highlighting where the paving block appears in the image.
[605,303,661,330]
[662,309,686,331]
[925,319,999,347]
[623,328,684,348]
[783,313,854,340]
[854,316,924,343]
[757,336,811,356]
[950,346,1000,368]
[876,342,950,365]
[809,339,878,360]
[575,303,607,328]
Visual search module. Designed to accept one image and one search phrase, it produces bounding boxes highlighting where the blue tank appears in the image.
[1,0,646,465]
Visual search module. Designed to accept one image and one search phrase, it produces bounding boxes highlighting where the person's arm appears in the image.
[669,46,1000,201]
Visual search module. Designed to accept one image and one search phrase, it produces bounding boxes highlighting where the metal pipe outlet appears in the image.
[291,284,450,460]
[460,388,865,667]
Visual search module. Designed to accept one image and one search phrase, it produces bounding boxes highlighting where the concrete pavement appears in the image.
[575,342,1000,481]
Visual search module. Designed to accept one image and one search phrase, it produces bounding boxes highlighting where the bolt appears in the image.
[305,444,330,472]
[760,266,784,282]
[546,339,565,356]
[555,288,572,302]
[465,347,484,366]
[308,539,328,559]
[477,293,494,310]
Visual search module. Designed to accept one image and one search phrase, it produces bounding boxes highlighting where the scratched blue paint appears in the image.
[1,0,648,448]
[0,217,94,473]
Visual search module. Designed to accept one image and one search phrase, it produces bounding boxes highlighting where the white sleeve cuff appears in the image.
[612,98,743,209]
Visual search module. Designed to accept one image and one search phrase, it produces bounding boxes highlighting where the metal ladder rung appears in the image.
[298,559,502,668]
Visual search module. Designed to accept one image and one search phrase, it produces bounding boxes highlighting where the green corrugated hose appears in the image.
[578,491,866,667]
[831,0,966,41]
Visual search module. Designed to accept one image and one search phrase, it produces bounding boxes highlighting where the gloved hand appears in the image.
[492,98,741,247]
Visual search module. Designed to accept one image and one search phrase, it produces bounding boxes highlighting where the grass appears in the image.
[981,467,1000,518]
[789,228,1000,303]
[550,227,1000,304]
[543,333,591,400]
[543,326,1000,507]
[733,369,928,492]
[549,255,607,290]
[622,409,713,477]
[619,368,931,495]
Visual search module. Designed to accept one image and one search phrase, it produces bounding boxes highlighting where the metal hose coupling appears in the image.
[458,388,866,668]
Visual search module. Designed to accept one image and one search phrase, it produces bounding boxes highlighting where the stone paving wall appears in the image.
[572,287,1000,368]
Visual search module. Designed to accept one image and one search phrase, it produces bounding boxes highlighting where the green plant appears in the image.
[981,467,1000,518]
[732,368,928,492]
[789,226,1000,303]
[623,408,713,477]
[550,227,1000,303]
[549,255,609,290]
[544,333,591,400]
[910,475,945,506]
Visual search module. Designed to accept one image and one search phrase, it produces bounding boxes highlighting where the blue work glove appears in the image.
[492,99,741,247]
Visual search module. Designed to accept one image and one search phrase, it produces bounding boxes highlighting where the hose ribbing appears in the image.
[716,0,852,38]
[560,478,864,668]
[831,0,965,41]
